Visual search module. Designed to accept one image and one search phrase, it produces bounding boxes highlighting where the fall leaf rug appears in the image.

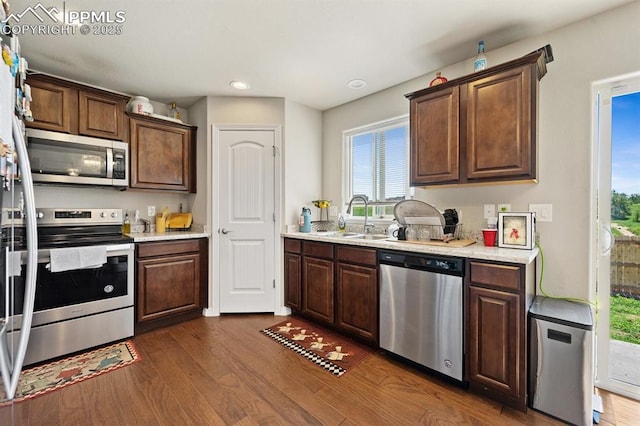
[261,317,373,377]
[0,340,140,405]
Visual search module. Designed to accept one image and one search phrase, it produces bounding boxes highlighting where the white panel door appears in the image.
[218,129,275,312]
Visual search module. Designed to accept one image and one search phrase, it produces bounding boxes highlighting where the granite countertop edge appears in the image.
[281,232,538,265]
[128,223,210,242]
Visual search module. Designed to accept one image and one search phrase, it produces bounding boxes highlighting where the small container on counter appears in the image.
[299,207,311,233]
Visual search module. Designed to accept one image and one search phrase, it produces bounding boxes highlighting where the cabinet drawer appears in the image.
[469,261,521,291]
[336,245,377,266]
[284,238,301,254]
[138,240,201,258]
[302,241,334,259]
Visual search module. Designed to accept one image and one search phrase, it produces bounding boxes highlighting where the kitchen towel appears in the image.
[48,246,107,273]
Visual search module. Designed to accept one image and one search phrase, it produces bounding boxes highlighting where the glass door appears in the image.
[593,74,640,400]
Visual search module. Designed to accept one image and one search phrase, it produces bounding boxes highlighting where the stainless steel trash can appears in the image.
[529,296,594,426]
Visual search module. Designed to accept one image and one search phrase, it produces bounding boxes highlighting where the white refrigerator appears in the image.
[0,33,38,401]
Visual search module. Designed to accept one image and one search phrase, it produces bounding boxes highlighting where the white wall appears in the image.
[321,1,640,300]
[187,96,209,227]
[33,185,189,220]
[284,99,323,226]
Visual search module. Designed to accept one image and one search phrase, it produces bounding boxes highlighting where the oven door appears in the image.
[8,243,134,331]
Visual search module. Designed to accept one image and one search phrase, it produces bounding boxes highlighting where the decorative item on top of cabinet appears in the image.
[26,73,128,141]
[128,112,197,193]
[135,238,208,333]
[406,50,548,186]
[465,258,535,412]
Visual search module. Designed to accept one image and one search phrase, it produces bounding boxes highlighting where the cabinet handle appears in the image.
[220,228,231,235]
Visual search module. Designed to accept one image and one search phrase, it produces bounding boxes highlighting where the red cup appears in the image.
[482,229,497,247]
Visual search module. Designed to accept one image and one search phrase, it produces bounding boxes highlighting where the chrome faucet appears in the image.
[346,194,370,234]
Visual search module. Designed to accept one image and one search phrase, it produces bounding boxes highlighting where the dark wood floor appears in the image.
[0,314,637,425]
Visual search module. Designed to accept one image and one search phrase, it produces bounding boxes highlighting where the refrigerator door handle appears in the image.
[1,116,39,400]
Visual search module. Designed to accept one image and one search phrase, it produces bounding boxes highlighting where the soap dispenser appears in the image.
[338,213,346,233]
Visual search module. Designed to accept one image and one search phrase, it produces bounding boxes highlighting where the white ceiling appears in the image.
[7,0,635,111]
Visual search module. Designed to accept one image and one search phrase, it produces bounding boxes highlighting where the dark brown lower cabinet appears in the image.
[284,238,378,344]
[302,241,335,325]
[136,238,208,333]
[466,259,534,412]
[336,246,378,344]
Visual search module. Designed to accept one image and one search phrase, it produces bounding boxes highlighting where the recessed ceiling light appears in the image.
[347,79,367,89]
[230,80,250,90]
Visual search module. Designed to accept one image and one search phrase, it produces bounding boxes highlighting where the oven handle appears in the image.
[1,117,39,400]
[18,243,134,265]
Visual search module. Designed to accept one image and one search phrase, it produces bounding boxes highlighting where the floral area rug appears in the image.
[0,340,140,405]
[261,317,373,377]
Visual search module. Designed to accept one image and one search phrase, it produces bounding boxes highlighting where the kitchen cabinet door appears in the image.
[284,252,302,311]
[78,89,127,140]
[27,74,128,140]
[302,256,334,325]
[467,285,523,410]
[135,239,207,333]
[129,114,197,192]
[410,85,459,185]
[336,262,378,343]
[28,76,75,133]
[137,253,200,321]
[465,64,535,182]
[406,51,544,186]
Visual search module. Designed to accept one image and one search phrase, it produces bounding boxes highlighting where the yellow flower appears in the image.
[312,200,331,209]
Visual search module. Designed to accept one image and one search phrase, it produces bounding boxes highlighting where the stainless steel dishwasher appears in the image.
[379,250,464,381]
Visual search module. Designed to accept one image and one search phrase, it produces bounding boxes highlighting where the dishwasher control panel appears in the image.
[378,251,464,276]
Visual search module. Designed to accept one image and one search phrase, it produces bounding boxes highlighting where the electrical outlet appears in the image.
[529,204,552,222]
[498,204,511,213]
[147,205,156,217]
[483,204,496,219]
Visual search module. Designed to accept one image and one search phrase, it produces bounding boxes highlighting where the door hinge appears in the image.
[273,279,276,288]
[273,212,276,222]
[272,145,276,157]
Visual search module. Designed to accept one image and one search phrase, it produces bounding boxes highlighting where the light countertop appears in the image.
[128,224,209,242]
[282,231,538,265]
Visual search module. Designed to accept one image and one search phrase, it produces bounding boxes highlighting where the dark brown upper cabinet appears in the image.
[27,73,128,141]
[406,51,547,186]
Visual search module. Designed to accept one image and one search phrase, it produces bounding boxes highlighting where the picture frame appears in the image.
[497,212,535,249]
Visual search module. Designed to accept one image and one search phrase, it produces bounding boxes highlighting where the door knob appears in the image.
[220,228,231,234]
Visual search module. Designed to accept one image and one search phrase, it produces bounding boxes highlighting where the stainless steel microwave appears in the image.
[26,129,128,188]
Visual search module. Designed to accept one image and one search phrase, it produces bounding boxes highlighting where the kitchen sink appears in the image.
[312,231,361,238]
[345,234,388,240]
[310,232,387,240]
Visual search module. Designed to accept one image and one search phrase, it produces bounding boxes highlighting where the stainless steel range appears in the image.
[3,208,134,365]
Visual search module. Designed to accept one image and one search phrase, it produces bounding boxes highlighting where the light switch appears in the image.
[483,204,496,219]
[529,204,552,222]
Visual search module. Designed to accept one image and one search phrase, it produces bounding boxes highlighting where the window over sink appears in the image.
[343,115,411,219]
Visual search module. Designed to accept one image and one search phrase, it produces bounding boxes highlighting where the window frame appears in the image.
[342,114,411,221]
